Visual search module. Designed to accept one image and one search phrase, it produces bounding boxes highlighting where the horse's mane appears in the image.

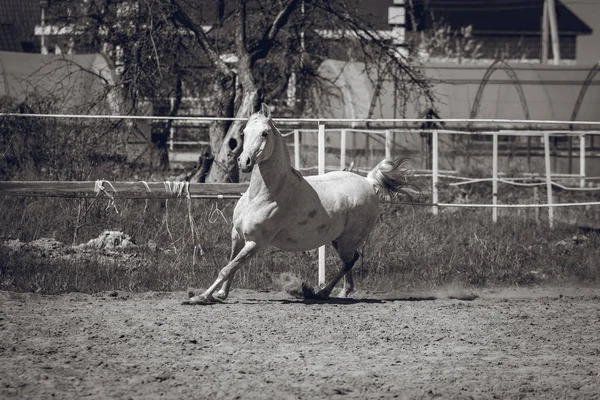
[267,117,292,162]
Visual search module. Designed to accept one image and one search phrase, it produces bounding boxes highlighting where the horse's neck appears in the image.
[248,127,299,199]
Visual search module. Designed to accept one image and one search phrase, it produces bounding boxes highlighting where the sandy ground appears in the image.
[1,287,599,400]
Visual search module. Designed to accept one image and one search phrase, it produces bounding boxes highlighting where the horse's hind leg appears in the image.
[315,240,360,299]
[338,263,356,298]
[214,228,245,300]
[331,240,359,298]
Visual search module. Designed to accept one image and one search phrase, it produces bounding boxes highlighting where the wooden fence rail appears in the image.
[0,181,248,199]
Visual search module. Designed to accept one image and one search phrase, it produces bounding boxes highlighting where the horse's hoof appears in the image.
[182,295,221,305]
[315,291,330,299]
[336,289,353,298]
[305,289,330,300]
[213,291,228,301]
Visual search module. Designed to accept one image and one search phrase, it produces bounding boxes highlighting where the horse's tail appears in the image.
[366,158,418,199]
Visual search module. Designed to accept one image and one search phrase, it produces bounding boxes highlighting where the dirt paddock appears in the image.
[1,287,599,399]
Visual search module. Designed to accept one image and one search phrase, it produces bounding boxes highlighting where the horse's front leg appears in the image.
[214,229,245,300]
[185,240,258,305]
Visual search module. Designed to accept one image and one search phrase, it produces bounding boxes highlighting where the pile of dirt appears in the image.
[4,237,63,253]
[74,230,137,250]
[2,231,139,262]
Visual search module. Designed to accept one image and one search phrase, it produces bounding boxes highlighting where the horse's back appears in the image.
[305,171,377,207]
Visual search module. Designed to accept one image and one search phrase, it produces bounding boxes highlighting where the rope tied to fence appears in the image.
[208,198,228,224]
[163,181,190,198]
[137,181,152,215]
[162,180,207,257]
[138,180,151,192]
[93,180,119,214]
[161,181,186,254]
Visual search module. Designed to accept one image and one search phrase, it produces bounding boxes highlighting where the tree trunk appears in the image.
[206,0,261,183]
[205,87,259,183]
[190,72,236,183]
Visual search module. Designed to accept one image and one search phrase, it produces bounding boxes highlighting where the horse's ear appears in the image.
[261,103,271,119]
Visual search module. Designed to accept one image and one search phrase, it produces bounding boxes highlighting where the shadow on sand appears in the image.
[274,292,478,305]
[277,296,436,305]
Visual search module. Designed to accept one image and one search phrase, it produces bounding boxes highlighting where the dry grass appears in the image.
[1,193,599,295]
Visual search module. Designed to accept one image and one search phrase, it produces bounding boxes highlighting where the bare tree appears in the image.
[47,0,434,182]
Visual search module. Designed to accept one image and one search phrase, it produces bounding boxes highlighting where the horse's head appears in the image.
[238,103,276,172]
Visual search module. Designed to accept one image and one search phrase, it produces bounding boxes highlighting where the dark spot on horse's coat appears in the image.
[286,237,298,244]
[308,210,317,218]
[298,219,308,226]
[317,224,327,232]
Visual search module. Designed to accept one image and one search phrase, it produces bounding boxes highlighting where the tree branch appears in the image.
[170,0,233,78]
[236,0,249,61]
[250,0,301,63]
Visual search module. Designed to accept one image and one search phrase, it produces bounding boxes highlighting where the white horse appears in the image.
[187,104,413,304]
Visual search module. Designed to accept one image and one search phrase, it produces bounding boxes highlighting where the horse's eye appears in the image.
[261,131,268,137]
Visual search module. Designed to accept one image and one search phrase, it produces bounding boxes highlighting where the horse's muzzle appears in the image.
[238,157,254,172]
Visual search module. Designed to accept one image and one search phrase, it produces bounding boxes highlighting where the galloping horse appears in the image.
[187,104,412,304]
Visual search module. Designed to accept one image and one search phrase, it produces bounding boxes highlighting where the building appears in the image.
[0,0,39,52]
[0,51,119,113]
[353,0,592,63]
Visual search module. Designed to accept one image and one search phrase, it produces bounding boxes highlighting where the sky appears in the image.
[560,0,600,64]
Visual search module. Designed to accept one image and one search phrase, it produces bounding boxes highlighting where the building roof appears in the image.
[0,51,120,113]
[405,0,592,35]
[358,0,591,36]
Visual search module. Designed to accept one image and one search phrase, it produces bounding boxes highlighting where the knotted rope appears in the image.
[208,197,228,224]
[93,180,119,214]
[163,181,190,198]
